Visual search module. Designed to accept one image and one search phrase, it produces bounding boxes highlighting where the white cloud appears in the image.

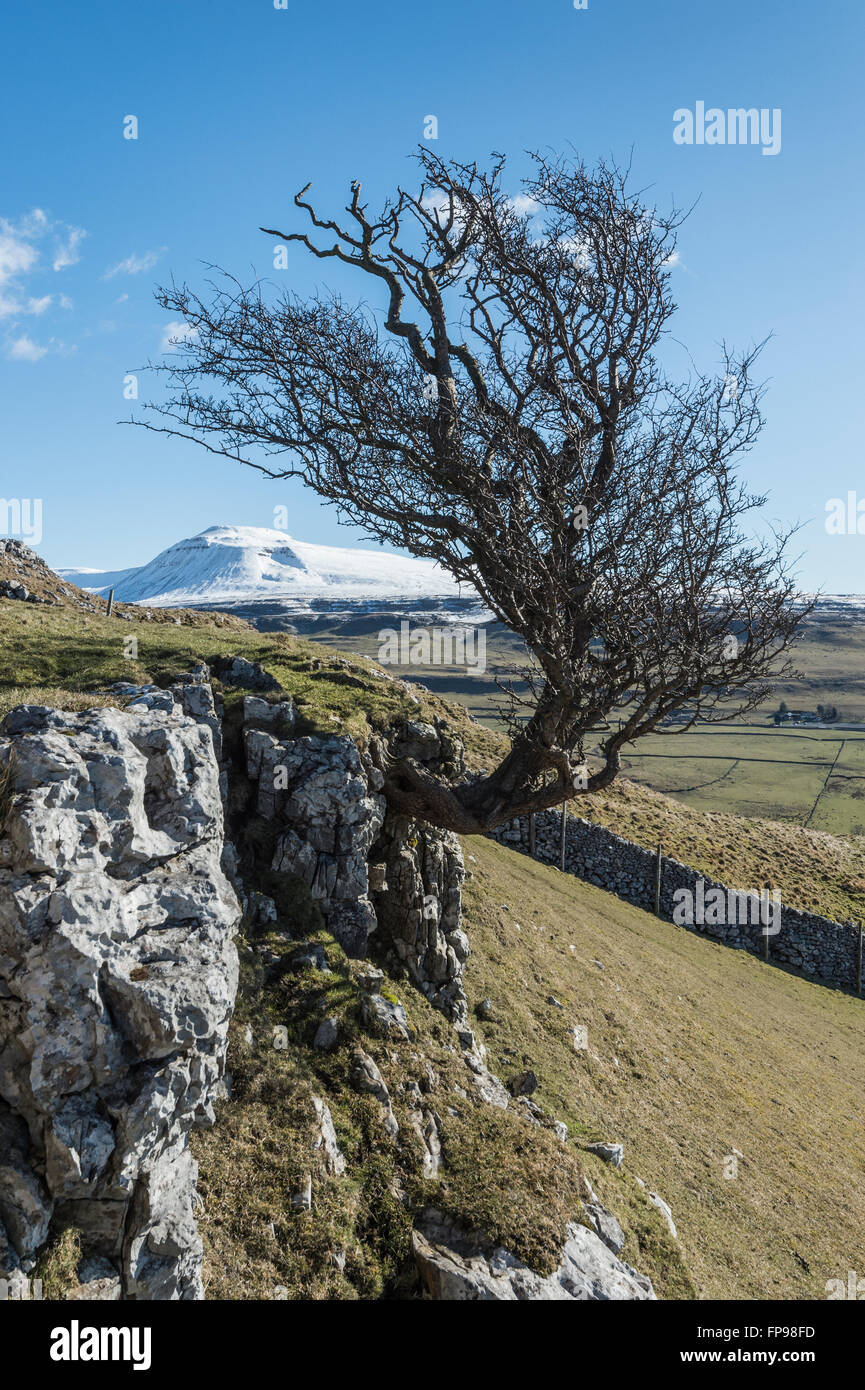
[12,209,49,238]
[160,320,197,352]
[0,226,39,318]
[103,248,163,280]
[0,232,38,284]
[114,292,129,304]
[52,226,86,271]
[663,250,682,268]
[507,194,541,218]
[421,191,468,233]
[7,333,48,362]
[0,210,87,323]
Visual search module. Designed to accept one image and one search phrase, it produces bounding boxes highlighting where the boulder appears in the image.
[586,1142,625,1168]
[349,1048,399,1138]
[312,1016,340,1051]
[210,655,282,692]
[412,1210,656,1300]
[361,993,411,1042]
[311,1098,346,1177]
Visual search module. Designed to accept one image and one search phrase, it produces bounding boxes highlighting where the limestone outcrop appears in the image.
[412,1209,656,1301]
[370,813,468,1023]
[242,698,385,958]
[0,702,239,1300]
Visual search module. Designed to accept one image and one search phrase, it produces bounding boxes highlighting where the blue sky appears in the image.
[1,0,863,591]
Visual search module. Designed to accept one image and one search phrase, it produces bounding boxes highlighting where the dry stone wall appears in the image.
[491,811,861,990]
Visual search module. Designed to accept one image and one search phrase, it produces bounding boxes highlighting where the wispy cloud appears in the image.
[7,333,49,361]
[103,248,163,280]
[160,320,197,352]
[0,221,40,318]
[5,332,76,362]
[0,210,86,333]
[507,194,541,217]
[52,225,86,271]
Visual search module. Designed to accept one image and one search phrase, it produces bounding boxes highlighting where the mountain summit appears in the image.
[60,525,463,607]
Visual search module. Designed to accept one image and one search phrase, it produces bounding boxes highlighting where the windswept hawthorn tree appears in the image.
[137,149,805,832]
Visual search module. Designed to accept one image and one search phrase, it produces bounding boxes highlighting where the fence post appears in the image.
[528,813,536,859]
[106,587,115,618]
[559,802,567,872]
[858,923,863,997]
[653,843,662,917]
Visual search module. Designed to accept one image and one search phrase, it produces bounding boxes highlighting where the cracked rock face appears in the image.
[412,1210,656,1301]
[243,720,385,958]
[0,703,239,1300]
[370,814,468,1023]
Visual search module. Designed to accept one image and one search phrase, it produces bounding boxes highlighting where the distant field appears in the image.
[616,725,865,836]
[307,614,865,835]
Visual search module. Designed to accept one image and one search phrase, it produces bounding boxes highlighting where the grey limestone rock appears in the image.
[0,702,240,1300]
[412,1209,656,1301]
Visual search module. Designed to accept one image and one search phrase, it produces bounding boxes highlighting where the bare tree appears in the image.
[135,148,806,833]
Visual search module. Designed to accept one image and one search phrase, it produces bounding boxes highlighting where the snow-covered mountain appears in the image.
[58,523,865,621]
[59,525,467,609]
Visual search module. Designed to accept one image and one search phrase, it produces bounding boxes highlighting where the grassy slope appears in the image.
[0,544,249,628]
[576,778,865,928]
[4,600,864,1299]
[462,837,865,1300]
[0,601,498,764]
[191,834,865,1301]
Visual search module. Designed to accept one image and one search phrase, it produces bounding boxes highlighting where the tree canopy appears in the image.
[135,148,805,831]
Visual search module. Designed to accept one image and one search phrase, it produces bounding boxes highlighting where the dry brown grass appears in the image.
[462,836,865,1299]
[578,777,865,927]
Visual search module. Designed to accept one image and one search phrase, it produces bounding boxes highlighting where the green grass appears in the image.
[5,597,864,1300]
[613,725,865,834]
[461,836,865,1300]
[0,600,499,765]
[194,834,865,1301]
